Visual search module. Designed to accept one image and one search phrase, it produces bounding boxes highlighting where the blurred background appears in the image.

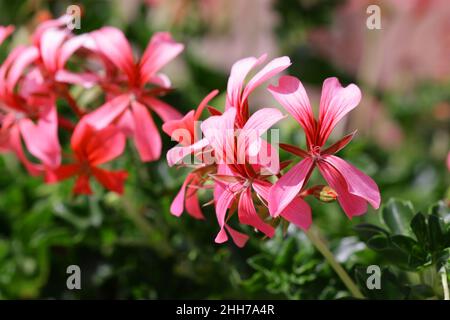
[0,0,448,299]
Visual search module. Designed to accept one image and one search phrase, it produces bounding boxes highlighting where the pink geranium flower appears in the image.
[162,90,219,219]
[84,27,184,162]
[268,75,381,218]
[46,120,127,195]
[201,107,312,246]
[0,45,61,174]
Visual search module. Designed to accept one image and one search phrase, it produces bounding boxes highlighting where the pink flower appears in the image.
[163,90,218,167]
[225,54,291,126]
[0,25,14,46]
[46,120,127,195]
[268,75,381,218]
[84,27,184,162]
[201,107,311,246]
[0,46,61,173]
[162,90,219,219]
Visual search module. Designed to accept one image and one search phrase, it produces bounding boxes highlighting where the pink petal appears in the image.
[215,183,239,230]
[279,197,312,230]
[6,46,39,92]
[317,160,367,218]
[268,75,315,138]
[194,89,219,120]
[141,96,182,123]
[86,126,126,165]
[54,70,98,88]
[139,32,184,85]
[318,77,362,145]
[131,100,162,161]
[214,224,250,248]
[170,174,193,217]
[323,155,381,210]
[224,224,249,248]
[162,110,195,140]
[166,138,208,167]
[92,167,128,194]
[91,27,135,83]
[40,28,68,73]
[19,104,61,168]
[58,34,89,69]
[226,55,265,109]
[241,56,291,103]
[84,94,130,129]
[3,123,42,176]
[200,107,236,164]
[0,25,14,46]
[185,183,204,219]
[147,73,171,88]
[238,188,275,237]
[268,157,314,217]
[241,107,284,134]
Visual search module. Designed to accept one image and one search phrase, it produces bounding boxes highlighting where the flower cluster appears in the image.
[165,56,381,247]
[0,15,381,247]
[0,15,183,194]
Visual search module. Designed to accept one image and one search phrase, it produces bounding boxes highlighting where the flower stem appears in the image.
[440,267,449,300]
[305,227,364,299]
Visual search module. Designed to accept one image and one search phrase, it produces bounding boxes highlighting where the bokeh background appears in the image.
[0,0,448,299]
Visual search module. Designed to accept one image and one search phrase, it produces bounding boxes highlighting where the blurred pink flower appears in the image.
[268,75,380,218]
[310,0,450,90]
[84,27,184,161]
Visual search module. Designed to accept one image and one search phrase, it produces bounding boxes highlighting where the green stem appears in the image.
[305,227,364,299]
[440,267,449,300]
[121,196,173,257]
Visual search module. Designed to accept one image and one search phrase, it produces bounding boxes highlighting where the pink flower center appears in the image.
[309,145,322,160]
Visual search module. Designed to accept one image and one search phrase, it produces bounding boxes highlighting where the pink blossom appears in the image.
[0,45,61,173]
[84,27,184,161]
[46,120,127,194]
[268,75,381,218]
[201,107,311,246]
[162,90,219,219]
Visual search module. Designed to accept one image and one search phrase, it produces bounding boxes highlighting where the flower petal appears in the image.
[91,167,128,194]
[19,103,61,168]
[141,96,183,123]
[166,138,209,167]
[226,55,265,109]
[0,25,14,46]
[91,27,135,82]
[317,160,367,218]
[279,197,312,230]
[318,77,361,145]
[238,188,275,238]
[201,107,236,164]
[139,32,184,85]
[86,126,126,165]
[268,157,314,217]
[131,100,162,161]
[241,56,291,103]
[323,155,380,209]
[84,94,130,129]
[268,75,315,139]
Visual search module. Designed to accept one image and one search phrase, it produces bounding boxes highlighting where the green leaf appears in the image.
[367,235,389,250]
[428,214,445,255]
[353,223,389,241]
[382,199,415,236]
[411,212,429,247]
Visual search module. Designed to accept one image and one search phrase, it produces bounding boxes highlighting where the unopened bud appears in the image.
[311,185,338,203]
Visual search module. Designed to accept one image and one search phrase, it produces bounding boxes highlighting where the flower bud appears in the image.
[311,185,338,203]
